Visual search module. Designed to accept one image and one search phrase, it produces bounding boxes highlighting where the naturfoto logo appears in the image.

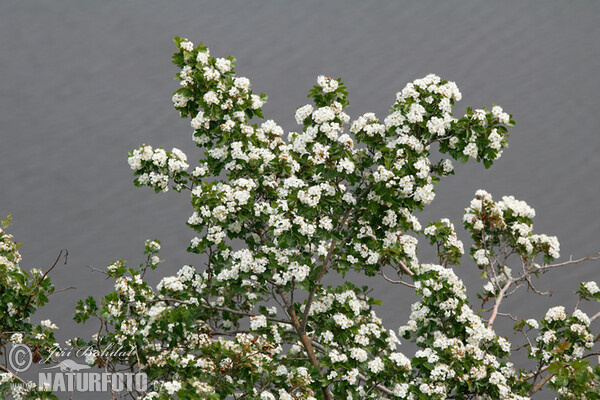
[8,344,147,393]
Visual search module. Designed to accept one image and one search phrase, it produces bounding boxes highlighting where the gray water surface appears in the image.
[1,2,599,399]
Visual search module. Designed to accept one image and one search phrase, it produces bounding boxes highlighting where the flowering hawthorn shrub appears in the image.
[2,38,599,399]
[0,216,60,399]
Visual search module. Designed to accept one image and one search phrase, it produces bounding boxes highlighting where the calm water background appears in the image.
[1,2,599,398]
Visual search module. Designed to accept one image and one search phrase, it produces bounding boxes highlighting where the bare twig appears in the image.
[496,312,519,322]
[48,286,76,295]
[380,269,415,288]
[488,278,514,328]
[24,249,68,312]
[0,364,27,384]
[542,253,600,270]
[396,259,414,277]
[87,264,109,276]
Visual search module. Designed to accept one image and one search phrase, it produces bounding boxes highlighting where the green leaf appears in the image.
[1,214,12,228]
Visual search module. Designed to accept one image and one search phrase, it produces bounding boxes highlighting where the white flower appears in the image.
[215,58,231,73]
[157,276,184,292]
[203,91,219,105]
[191,112,209,130]
[85,352,97,366]
[328,349,348,363]
[163,381,181,395]
[463,142,478,158]
[406,103,426,123]
[10,332,23,344]
[473,249,489,266]
[295,104,314,125]
[525,319,539,329]
[583,281,600,295]
[497,337,511,352]
[312,107,336,124]
[413,184,435,205]
[179,39,194,52]
[572,309,591,326]
[442,159,453,173]
[389,352,411,368]
[234,77,250,91]
[349,347,368,362]
[172,93,191,108]
[251,94,264,109]
[544,306,566,323]
[473,109,487,122]
[250,315,267,330]
[40,320,59,330]
[492,105,510,124]
[152,148,168,167]
[393,383,409,398]
[498,196,535,219]
[260,391,276,400]
[196,49,210,65]
[317,75,339,93]
[333,313,354,329]
[367,357,384,374]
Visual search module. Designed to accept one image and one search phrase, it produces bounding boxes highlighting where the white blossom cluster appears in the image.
[128,144,189,192]
[579,280,600,304]
[464,190,560,265]
[423,218,465,265]
[527,306,595,366]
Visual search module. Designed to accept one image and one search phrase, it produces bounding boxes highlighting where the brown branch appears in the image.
[488,278,514,329]
[0,364,27,385]
[278,290,333,400]
[87,264,110,277]
[541,253,600,270]
[48,286,76,295]
[531,374,553,394]
[496,312,519,322]
[380,269,415,288]
[396,259,414,277]
[300,239,337,329]
[299,183,373,331]
[24,249,68,312]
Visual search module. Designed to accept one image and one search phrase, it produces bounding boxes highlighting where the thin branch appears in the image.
[380,269,415,288]
[496,312,519,322]
[543,253,600,269]
[396,259,414,277]
[488,278,514,328]
[149,297,293,325]
[277,290,334,400]
[48,286,76,295]
[87,264,110,276]
[24,249,68,311]
[300,183,373,330]
[0,364,27,385]
[531,374,553,394]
